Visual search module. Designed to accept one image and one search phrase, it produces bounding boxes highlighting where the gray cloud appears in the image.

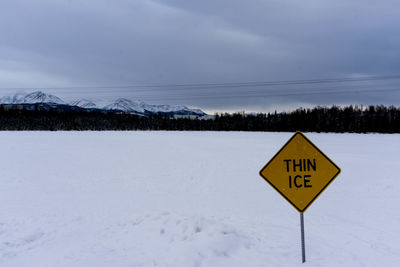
[0,0,399,112]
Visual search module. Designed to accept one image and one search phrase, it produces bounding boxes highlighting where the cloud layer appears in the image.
[0,0,399,112]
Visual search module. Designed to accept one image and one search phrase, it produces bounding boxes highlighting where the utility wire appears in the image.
[106,86,400,101]
[1,74,400,91]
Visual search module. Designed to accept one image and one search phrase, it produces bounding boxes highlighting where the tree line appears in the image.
[0,104,399,132]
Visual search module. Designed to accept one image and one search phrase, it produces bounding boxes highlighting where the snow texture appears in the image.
[70,99,97,109]
[0,131,399,266]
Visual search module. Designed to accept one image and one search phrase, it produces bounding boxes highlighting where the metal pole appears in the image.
[300,213,306,263]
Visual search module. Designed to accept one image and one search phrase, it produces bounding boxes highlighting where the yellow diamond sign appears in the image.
[259,132,341,213]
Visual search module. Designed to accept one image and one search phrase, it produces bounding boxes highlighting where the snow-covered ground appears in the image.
[0,131,399,267]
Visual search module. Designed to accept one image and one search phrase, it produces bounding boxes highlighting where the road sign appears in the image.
[259,131,340,213]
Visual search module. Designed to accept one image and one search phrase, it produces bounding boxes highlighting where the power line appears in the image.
[107,86,400,101]
[1,74,400,91]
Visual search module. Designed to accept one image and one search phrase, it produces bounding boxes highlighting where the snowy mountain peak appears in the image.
[22,91,64,104]
[0,91,206,116]
[0,91,65,104]
[103,98,205,116]
[20,91,65,104]
[70,99,97,108]
[103,98,147,113]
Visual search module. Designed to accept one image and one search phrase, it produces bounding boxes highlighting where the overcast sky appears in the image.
[0,0,399,112]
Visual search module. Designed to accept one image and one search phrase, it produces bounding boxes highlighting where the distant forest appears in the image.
[0,104,400,132]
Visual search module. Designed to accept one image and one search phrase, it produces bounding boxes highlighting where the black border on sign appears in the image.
[259,131,341,213]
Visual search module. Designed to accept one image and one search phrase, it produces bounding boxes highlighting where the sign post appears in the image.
[259,131,340,263]
[300,213,305,263]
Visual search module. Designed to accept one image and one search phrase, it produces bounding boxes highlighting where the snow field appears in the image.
[0,131,399,266]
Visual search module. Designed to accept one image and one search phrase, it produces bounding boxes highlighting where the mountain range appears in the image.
[0,91,206,117]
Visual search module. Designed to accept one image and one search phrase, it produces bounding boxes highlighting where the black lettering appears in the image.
[304,175,312,187]
[289,175,292,188]
[294,175,302,188]
[293,159,302,172]
[307,159,316,171]
[284,159,291,172]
